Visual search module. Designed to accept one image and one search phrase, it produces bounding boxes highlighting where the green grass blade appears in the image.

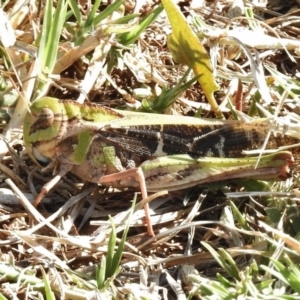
[38,0,53,65]
[0,293,8,300]
[93,0,124,25]
[109,194,136,276]
[66,0,82,25]
[113,14,140,24]
[35,0,67,98]
[85,0,102,27]
[216,273,232,288]
[141,68,199,112]
[271,257,300,294]
[41,268,56,300]
[118,5,163,45]
[229,201,251,231]
[201,242,240,279]
[44,0,67,72]
[96,255,107,290]
[105,217,117,279]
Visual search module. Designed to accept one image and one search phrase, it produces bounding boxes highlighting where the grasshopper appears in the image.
[23,97,294,236]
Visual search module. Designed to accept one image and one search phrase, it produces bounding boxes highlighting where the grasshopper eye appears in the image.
[34,107,54,130]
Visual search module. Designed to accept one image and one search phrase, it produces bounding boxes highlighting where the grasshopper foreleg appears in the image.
[33,161,73,207]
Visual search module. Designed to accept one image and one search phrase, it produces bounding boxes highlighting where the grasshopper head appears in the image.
[23,97,64,166]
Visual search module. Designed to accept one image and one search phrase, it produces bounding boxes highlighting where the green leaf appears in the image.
[265,207,282,224]
[161,0,223,118]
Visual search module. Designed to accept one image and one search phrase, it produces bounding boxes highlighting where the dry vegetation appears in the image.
[1,0,300,299]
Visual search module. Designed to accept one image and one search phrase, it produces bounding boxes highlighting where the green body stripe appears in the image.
[63,100,123,123]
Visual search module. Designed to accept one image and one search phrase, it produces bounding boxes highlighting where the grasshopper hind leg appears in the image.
[99,168,155,237]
